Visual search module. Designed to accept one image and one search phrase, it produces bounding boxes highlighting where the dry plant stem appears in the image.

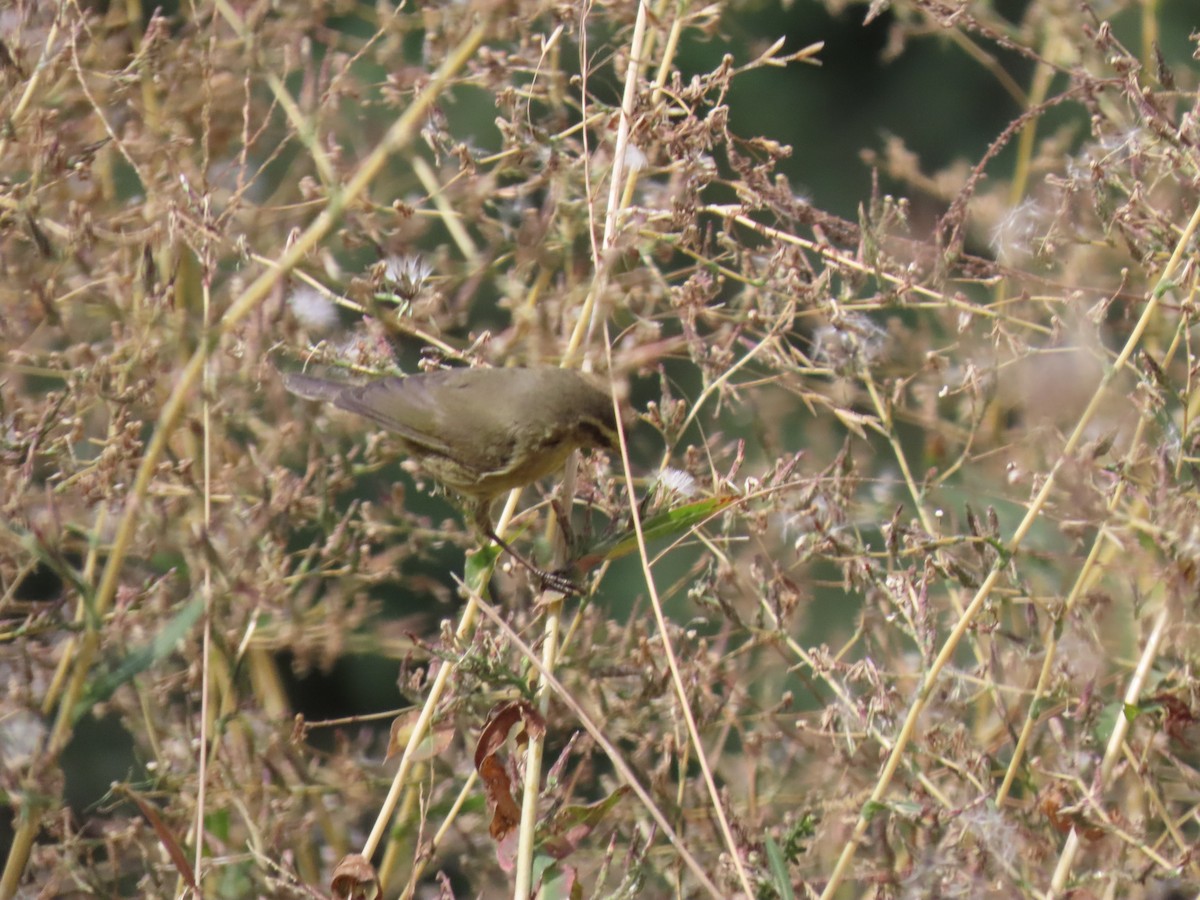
[1008,53,1054,208]
[945,27,1026,106]
[411,155,481,267]
[512,599,563,900]
[67,33,150,197]
[364,488,518,870]
[617,0,683,212]
[39,500,110,714]
[565,0,648,364]
[817,196,1200,900]
[755,598,964,810]
[572,0,600,316]
[996,234,1198,811]
[1141,0,1160,66]
[668,308,791,457]
[994,525,1110,800]
[210,0,337,190]
[995,381,1159,806]
[565,2,752,886]
[362,601,477,863]
[398,773,480,900]
[599,0,646,257]
[376,761,426,889]
[1047,606,1170,898]
[247,255,463,359]
[259,67,338,187]
[1097,801,1177,871]
[0,17,60,161]
[702,205,1055,336]
[194,266,216,890]
[514,454,580,896]
[0,23,488,899]
[650,0,686,101]
[990,30,1055,310]
[858,374,933,537]
[1128,740,1200,869]
[605,332,757,899]
[472,595,724,898]
[858,368,994,685]
[1186,319,1200,427]
[509,8,659,888]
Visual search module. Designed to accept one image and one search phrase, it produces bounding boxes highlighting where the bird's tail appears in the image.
[281,371,352,402]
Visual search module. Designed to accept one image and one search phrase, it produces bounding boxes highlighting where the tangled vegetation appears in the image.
[2,0,1199,897]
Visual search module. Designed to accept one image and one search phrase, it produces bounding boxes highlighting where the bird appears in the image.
[283,365,621,593]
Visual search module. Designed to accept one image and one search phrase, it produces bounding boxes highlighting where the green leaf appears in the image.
[780,813,817,860]
[533,857,579,900]
[860,798,920,822]
[465,542,502,594]
[73,596,205,721]
[764,836,795,900]
[570,495,736,573]
[538,786,631,860]
[1093,701,1125,746]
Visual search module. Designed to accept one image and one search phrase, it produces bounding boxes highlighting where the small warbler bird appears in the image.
[283,366,621,594]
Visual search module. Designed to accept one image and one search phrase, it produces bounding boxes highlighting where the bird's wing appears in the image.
[286,368,528,477]
[330,375,460,459]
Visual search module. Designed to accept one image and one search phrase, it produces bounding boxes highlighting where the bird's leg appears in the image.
[470,500,582,596]
[549,498,577,554]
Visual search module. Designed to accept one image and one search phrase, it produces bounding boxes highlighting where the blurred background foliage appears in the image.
[2,0,1199,896]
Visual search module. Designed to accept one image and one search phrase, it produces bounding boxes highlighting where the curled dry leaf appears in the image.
[1149,693,1199,747]
[122,787,197,891]
[474,700,547,842]
[330,853,380,900]
[1041,790,1105,842]
[386,708,455,762]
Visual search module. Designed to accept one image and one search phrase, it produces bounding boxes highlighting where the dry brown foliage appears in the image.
[2,0,1200,897]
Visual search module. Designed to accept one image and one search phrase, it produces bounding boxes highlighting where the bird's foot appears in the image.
[538,567,582,596]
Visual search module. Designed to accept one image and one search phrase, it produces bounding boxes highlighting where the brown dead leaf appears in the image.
[330,853,380,899]
[474,700,547,842]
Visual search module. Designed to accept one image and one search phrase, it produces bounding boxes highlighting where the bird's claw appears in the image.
[539,568,583,596]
